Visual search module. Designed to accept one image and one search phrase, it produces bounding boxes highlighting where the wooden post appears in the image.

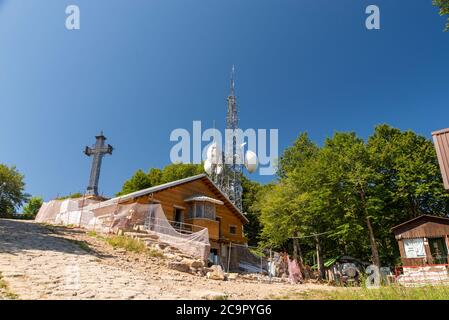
[269,247,273,282]
[315,235,325,280]
[227,242,232,272]
[445,235,449,265]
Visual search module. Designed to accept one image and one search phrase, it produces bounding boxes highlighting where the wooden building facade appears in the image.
[392,215,449,266]
[112,174,249,265]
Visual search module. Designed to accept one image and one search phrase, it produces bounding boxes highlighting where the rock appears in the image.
[206,265,225,281]
[157,243,168,250]
[227,273,239,281]
[168,261,190,273]
[190,260,204,268]
[163,253,176,260]
[201,291,228,300]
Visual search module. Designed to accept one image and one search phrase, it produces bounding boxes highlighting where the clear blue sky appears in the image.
[1,0,448,201]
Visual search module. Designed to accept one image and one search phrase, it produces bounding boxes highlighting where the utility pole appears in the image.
[315,235,325,280]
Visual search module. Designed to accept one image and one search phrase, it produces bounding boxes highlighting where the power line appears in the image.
[291,230,333,239]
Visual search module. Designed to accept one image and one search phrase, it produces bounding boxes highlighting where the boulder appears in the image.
[227,273,239,281]
[163,253,177,260]
[206,265,226,281]
[190,260,204,268]
[180,258,204,269]
[157,243,168,250]
[168,261,190,273]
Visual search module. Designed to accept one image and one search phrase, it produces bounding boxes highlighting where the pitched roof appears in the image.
[184,195,224,205]
[101,173,249,223]
[391,215,449,232]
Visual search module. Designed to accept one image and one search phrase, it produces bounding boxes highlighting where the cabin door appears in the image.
[174,207,184,231]
[429,238,448,264]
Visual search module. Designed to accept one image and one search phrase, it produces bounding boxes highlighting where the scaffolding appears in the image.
[35,199,210,260]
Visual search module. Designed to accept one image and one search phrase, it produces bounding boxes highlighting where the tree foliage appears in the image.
[241,175,269,246]
[22,196,44,219]
[434,0,449,31]
[116,163,204,196]
[0,164,29,216]
[257,125,449,266]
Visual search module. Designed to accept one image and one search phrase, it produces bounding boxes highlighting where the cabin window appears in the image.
[403,238,425,258]
[189,202,216,220]
[229,225,237,235]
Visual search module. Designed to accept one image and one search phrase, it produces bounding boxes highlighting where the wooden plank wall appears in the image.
[132,179,247,244]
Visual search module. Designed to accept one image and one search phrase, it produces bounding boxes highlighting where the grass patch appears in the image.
[275,285,449,300]
[0,274,19,300]
[106,235,148,254]
[66,239,91,252]
[329,285,449,300]
[148,249,164,258]
[104,235,165,259]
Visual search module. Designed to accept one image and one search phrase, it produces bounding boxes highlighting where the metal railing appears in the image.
[142,216,207,235]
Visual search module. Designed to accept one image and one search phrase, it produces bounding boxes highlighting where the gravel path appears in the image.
[0,219,333,300]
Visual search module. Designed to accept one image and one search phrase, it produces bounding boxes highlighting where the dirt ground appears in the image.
[0,219,338,300]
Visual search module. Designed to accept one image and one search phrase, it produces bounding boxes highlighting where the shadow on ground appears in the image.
[0,219,106,257]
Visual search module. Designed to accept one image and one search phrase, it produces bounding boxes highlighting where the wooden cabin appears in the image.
[110,173,249,265]
[392,215,449,266]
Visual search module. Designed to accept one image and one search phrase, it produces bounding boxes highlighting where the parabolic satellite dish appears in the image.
[204,158,212,175]
[206,143,221,164]
[244,150,258,173]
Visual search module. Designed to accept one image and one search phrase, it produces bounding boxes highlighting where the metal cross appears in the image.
[84,131,113,196]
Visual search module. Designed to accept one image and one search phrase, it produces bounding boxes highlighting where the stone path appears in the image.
[0,219,334,300]
[0,219,170,299]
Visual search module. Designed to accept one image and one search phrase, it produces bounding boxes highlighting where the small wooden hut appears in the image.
[392,215,449,266]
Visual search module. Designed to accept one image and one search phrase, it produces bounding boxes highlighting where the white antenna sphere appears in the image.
[204,158,212,175]
[215,164,223,175]
[206,143,221,164]
[244,150,258,174]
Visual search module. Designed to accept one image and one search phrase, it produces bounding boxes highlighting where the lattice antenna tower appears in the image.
[222,65,243,210]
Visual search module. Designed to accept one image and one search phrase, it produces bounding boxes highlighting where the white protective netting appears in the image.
[35,199,210,260]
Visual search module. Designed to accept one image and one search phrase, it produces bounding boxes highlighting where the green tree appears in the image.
[0,164,29,216]
[117,163,203,196]
[258,133,322,274]
[241,175,267,246]
[159,163,204,184]
[257,125,449,267]
[116,169,153,196]
[22,196,44,219]
[278,132,319,178]
[367,124,449,263]
[434,0,449,31]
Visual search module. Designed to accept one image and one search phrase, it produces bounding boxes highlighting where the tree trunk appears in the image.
[315,235,325,280]
[366,215,381,267]
[359,189,381,268]
[292,231,307,280]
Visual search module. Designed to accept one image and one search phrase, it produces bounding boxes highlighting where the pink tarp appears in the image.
[287,256,302,283]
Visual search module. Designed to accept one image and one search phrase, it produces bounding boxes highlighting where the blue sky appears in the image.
[0,0,448,201]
